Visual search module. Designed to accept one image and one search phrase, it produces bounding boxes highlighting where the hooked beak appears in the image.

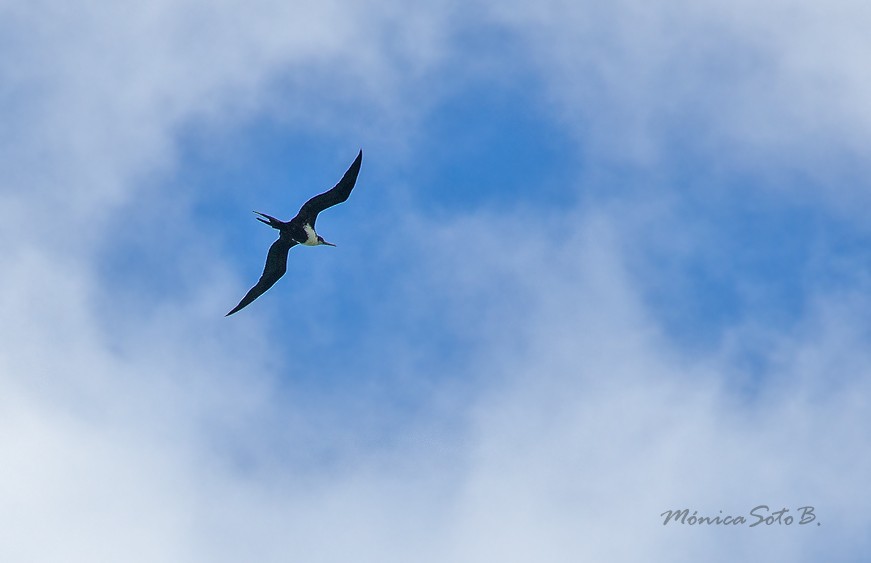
[321,240,336,247]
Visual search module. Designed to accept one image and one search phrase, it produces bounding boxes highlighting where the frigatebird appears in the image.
[226,149,362,316]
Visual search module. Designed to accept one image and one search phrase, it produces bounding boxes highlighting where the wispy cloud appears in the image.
[486,0,871,212]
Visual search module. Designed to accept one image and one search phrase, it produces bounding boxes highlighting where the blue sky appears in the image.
[3,1,871,561]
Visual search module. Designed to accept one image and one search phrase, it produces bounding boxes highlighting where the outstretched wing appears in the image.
[226,234,298,316]
[293,149,362,228]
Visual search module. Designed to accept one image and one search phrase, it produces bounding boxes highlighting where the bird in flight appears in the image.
[226,149,363,316]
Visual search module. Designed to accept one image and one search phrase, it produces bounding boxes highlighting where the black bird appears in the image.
[226,149,363,316]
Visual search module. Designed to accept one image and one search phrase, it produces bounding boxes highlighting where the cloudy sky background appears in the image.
[3,1,871,561]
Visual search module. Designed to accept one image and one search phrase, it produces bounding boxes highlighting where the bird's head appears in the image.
[317,235,336,247]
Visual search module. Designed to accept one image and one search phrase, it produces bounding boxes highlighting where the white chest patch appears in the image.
[302,224,319,246]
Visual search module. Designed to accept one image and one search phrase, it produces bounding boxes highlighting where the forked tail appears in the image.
[254,211,283,229]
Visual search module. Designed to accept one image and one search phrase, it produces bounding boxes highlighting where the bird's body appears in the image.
[301,224,320,246]
[226,149,363,316]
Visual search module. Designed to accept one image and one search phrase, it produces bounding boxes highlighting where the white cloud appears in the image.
[0,0,457,243]
[485,0,871,212]
[6,205,870,561]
